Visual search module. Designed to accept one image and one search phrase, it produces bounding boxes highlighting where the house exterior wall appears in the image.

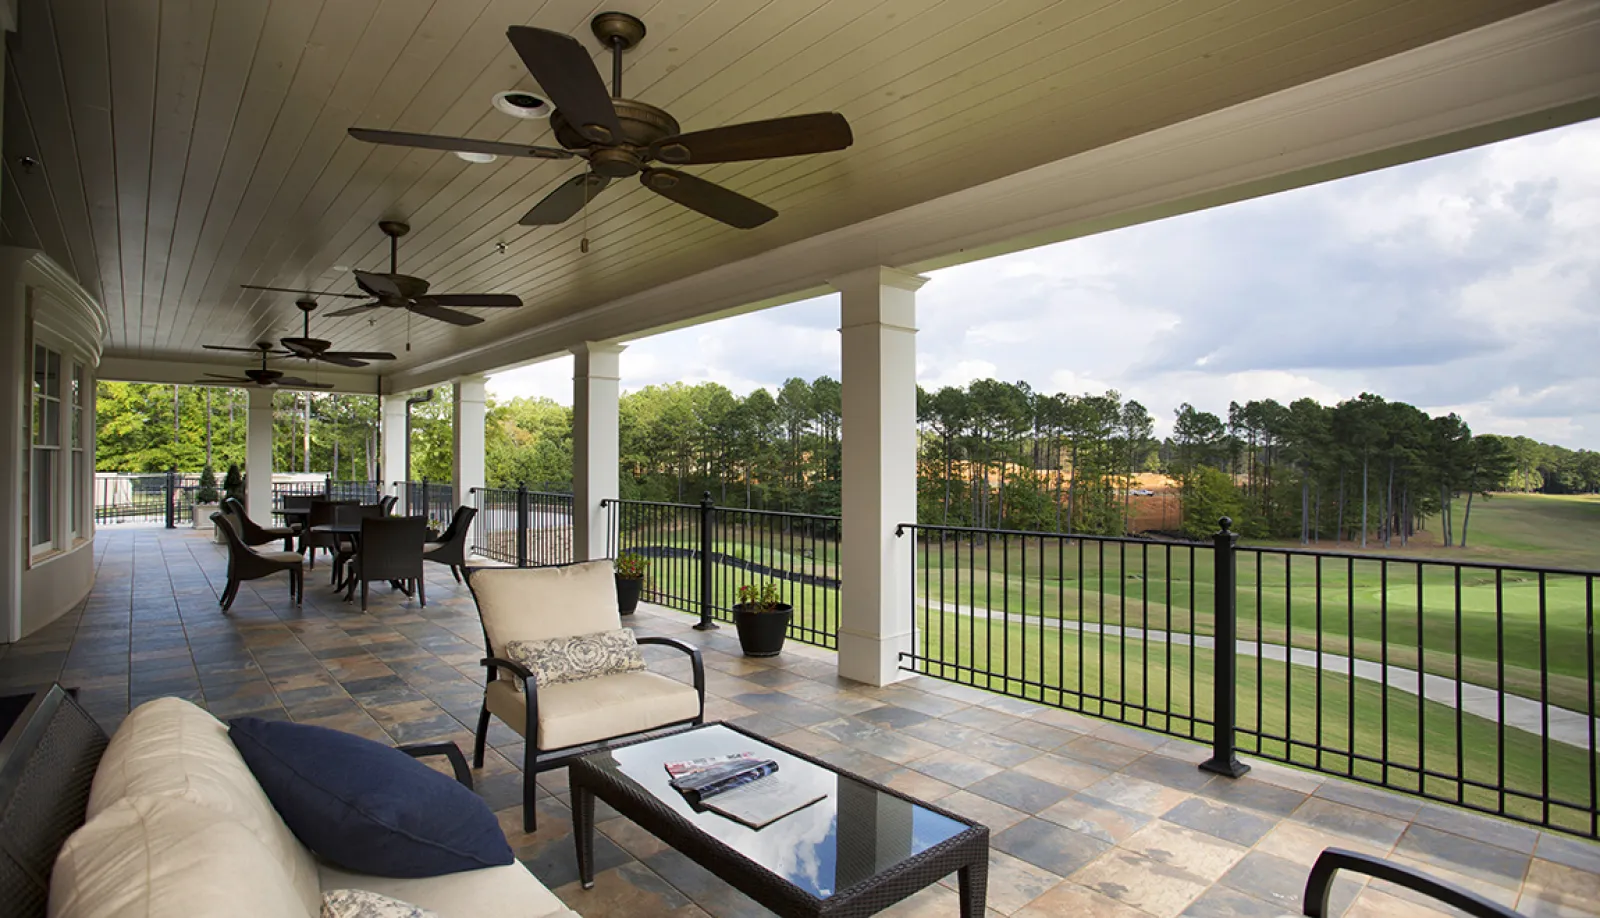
[0,248,106,643]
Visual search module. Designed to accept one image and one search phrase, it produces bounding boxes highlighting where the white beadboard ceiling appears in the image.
[2,0,1553,381]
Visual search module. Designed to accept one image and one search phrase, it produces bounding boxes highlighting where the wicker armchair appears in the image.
[465,561,705,831]
[220,496,296,551]
[213,513,302,610]
[348,515,427,611]
[423,505,478,583]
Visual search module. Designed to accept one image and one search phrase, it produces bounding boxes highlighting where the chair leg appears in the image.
[451,565,462,584]
[220,579,238,612]
[360,579,368,612]
[417,576,426,608]
[523,754,538,832]
[294,569,303,605]
[472,705,490,768]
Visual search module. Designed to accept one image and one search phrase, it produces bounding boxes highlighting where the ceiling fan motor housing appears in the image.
[551,99,679,177]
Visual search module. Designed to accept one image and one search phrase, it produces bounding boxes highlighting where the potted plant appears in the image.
[732,582,792,657]
[193,465,221,536]
[222,463,245,506]
[426,517,444,542]
[614,552,648,615]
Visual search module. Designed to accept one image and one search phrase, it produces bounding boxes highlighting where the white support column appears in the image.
[452,376,487,512]
[835,266,927,686]
[245,387,274,524]
[571,343,624,563]
[381,393,409,513]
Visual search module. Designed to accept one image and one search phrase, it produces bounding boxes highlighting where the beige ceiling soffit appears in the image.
[99,355,379,396]
[385,0,1600,393]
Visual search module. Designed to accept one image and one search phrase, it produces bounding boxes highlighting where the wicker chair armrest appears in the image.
[635,636,706,710]
[1303,848,1520,918]
[481,655,533,681]
[397,742,474,790]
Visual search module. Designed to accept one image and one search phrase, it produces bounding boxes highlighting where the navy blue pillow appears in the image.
[228,717,512,878]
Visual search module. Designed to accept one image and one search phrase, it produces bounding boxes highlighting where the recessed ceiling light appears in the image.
[331,265,349,272]
[493,90,552,120]
[454,150,498,164]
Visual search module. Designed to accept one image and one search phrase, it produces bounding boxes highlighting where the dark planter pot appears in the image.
[616,576,644,615]
[733,603,792,657]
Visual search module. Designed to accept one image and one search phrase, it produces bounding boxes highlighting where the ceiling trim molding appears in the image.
[384,0,1600,393]
[100,354,379,395]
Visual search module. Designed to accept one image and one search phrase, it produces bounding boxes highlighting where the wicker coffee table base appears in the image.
[570,724,989,917]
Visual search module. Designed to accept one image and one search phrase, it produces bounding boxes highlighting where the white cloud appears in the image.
[487,119,1600,450]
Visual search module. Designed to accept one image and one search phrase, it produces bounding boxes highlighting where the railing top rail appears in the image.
[1239,543,1600,578]
[604,497,840,522]
[469,486,573,498]
[897,521,1202,548]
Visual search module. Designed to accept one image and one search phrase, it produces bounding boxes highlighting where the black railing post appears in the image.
[516,482,530,568]
[164,467,177,529]
[420,478,430,528]
[695,491,718,630]
[323,473,332,498]
[1200,516,1250,778]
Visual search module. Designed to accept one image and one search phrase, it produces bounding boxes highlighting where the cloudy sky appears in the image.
[489,118,1600,450]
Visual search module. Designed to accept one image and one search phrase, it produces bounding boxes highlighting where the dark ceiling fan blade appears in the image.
[353,271,404,299]
[274,377,335,389]
[308,354,368,368]
[239,283,365,299]
[506,26,622,145]
[346,127,574,160]
[200,374,254,382]
[650,112,854,165]
[640,169,776,229]
[324,350,397,361]
[324,301,381,318]
[417,293,522,308]
[204,344,290,356]
[407,302,484,327]
[519,173,609,225]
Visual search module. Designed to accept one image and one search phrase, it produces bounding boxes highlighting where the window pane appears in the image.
[33,344,44,396]
[32,450,52,546]
[72,450,83,536]
[43,400,59,447]
[32,397,42,446]
[46,349,59,390]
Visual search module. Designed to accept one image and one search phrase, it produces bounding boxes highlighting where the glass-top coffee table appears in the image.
[570,722,989,917]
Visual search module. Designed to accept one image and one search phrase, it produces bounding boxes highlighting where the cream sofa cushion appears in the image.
[49,795,311,918]
[469,561,620,661]
[86,696,322,916]
[486,671,702,750]
[318,862,575,918]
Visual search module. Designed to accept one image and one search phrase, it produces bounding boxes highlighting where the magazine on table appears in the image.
[661,751,827,829]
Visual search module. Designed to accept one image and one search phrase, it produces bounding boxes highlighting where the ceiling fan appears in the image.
[280,297,396,367]
[239,220,523,328]
[346,13,853,230]
[194,343,333,390]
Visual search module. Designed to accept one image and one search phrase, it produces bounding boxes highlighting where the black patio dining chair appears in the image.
[298,499,353,570]
[331,502,387,589]
[220,496,296,551]
[422,505,477,583]
[348,515,428,612]
[213,512,303,611]
[378,493,397,515]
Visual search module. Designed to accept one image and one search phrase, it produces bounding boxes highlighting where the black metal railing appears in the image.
[470,485,575,567]
[604,493,842,649]
[394,480,458,532]
[93,471,201,525]
[897,518,1600,838]
[270,478,384,504]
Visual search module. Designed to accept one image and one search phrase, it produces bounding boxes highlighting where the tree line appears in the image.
[96,380,1596,550]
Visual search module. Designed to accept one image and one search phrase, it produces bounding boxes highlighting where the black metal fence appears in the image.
[395,480,458,531]
[93,472,200,525]
[604,494,842,649]
[271,478,383,504]
[897,518,1600,838]
[469,485,575,567]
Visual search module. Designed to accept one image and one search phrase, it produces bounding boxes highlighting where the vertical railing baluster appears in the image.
[695,492,717,630]
[516,482,529,568]
[1201,517,1248,778]
[165,467,177,529]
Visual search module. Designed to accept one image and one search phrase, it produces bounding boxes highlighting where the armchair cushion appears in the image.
[503,629,646,691]
[228,717,512,878]
[485,671,702,750]
[468,562,621,662]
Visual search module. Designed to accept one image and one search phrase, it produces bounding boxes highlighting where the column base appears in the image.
[837,630,912,687]
[1198,755,1251,778]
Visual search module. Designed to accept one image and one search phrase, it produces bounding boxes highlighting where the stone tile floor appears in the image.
[3,526,1599,917]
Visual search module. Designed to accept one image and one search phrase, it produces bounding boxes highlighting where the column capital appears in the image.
[568,341,628,358]
[571,342,626,381]
[452,373,490,387]
[828,265,930,294]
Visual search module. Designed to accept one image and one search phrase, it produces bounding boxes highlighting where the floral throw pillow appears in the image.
[322,889,439,918]
[503,628,647,690]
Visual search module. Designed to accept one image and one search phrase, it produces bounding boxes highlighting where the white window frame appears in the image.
[30,340,63,558]
[70,361,86,541]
